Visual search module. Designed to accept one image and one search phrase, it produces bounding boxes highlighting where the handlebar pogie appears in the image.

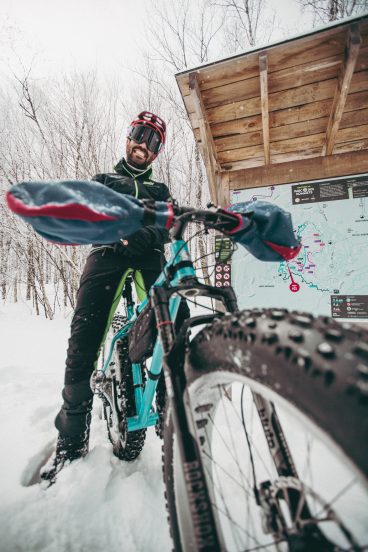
[6,179,301,262]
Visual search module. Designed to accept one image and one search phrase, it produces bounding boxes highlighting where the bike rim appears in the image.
[185,372,368,552]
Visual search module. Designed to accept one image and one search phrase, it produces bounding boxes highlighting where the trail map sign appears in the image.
[231,174,368,319]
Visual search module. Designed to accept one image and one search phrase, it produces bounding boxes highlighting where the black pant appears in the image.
[55,247,188,438]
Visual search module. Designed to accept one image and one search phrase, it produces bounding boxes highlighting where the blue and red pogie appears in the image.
[6,180,173,246]
[6,180,300,262]
[224,201,301,262]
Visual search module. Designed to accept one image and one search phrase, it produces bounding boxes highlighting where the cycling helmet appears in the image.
[127,111,166,154]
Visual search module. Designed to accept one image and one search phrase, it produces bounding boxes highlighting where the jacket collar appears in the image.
[114,157,153,180]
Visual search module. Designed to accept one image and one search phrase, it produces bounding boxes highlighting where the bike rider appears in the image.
[41,111,187,485]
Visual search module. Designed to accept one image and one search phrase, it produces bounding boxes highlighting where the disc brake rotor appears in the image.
[258,476,360,550]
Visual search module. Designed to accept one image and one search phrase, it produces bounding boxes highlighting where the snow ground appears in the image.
[0,302,172,552]
[1,300,367,551]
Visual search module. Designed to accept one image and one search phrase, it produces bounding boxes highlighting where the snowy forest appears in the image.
[1,0,367,318]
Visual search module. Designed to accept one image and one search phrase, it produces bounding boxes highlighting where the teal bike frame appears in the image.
[100,238,196,432]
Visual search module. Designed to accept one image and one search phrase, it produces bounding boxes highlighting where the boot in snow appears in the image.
[40,432,89,486]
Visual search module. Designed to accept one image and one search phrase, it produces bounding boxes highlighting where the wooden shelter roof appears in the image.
[175,14,368,205]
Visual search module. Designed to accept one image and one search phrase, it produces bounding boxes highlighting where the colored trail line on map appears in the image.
[287,265,300,292]
[294,225,326,278]
[284,268,331,293]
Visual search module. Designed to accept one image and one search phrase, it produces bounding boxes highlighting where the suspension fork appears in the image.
[222,295,299,479]
[220,298,311,534]
[151,285,224,551]
[251,398,323,537]
[252,395,298,477]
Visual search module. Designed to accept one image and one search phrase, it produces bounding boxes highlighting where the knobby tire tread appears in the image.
[105,317,147,461]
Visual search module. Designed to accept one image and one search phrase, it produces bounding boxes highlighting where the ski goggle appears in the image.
[127,124,164,154]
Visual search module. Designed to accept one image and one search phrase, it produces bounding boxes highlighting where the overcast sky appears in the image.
[0,0,313,82]
[0,0,143,79]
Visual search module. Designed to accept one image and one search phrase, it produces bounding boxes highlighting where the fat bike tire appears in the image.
[155,373,167,439]
[105,316,146,461]
[162,308,368,552]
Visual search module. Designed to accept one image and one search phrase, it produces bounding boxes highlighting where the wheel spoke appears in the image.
[315,478,358,518]
[210,385,274,480]
[201,448,253,497]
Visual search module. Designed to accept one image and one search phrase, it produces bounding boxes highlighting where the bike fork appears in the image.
[152,286,224,552]
[252,393,298,478]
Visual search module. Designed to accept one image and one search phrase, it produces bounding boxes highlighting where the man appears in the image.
[41,111,179,485]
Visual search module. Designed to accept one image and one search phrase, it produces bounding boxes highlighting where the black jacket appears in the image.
[92,158,171,263]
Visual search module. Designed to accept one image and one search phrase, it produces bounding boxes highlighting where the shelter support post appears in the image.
[259,54,270,165]
[189,71,224,204]
[323,23,361,156]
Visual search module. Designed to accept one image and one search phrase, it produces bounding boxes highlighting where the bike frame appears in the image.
[101,229,302,550]
[101,238,195,432]
[102,229,299,468]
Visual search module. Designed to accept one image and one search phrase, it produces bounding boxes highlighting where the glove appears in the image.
[120,228,155,258]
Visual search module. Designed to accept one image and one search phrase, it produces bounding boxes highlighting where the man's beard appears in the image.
[126,146,150,170]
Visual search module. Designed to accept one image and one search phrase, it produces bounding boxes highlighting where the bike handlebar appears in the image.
[165,201,301,262]
[169,204,244,235]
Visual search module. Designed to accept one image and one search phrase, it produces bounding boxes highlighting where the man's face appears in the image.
[126,138,156,169]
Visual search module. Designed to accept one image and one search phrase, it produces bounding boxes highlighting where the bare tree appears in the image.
[0,0,289,311]
[211,0,273,51]
[0,70,127,315]
[147,0,224,71]
[296,0,368,23]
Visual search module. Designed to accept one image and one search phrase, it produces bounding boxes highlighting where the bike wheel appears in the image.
[155,373,167,439]
[163,309,368,551]
[104,316,147,461]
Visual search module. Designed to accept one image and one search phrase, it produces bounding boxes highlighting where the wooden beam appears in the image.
[218,172,230,206]
[220,138,368,171]
[189,71,221,203]
[200,54,343,110]
[259,54,270,165]
[218,123,368,165]
[214,108,368,152]
[210,90,368,140]
[227,149,368,190]
[185,69,368,128]
[323,23,361,155]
